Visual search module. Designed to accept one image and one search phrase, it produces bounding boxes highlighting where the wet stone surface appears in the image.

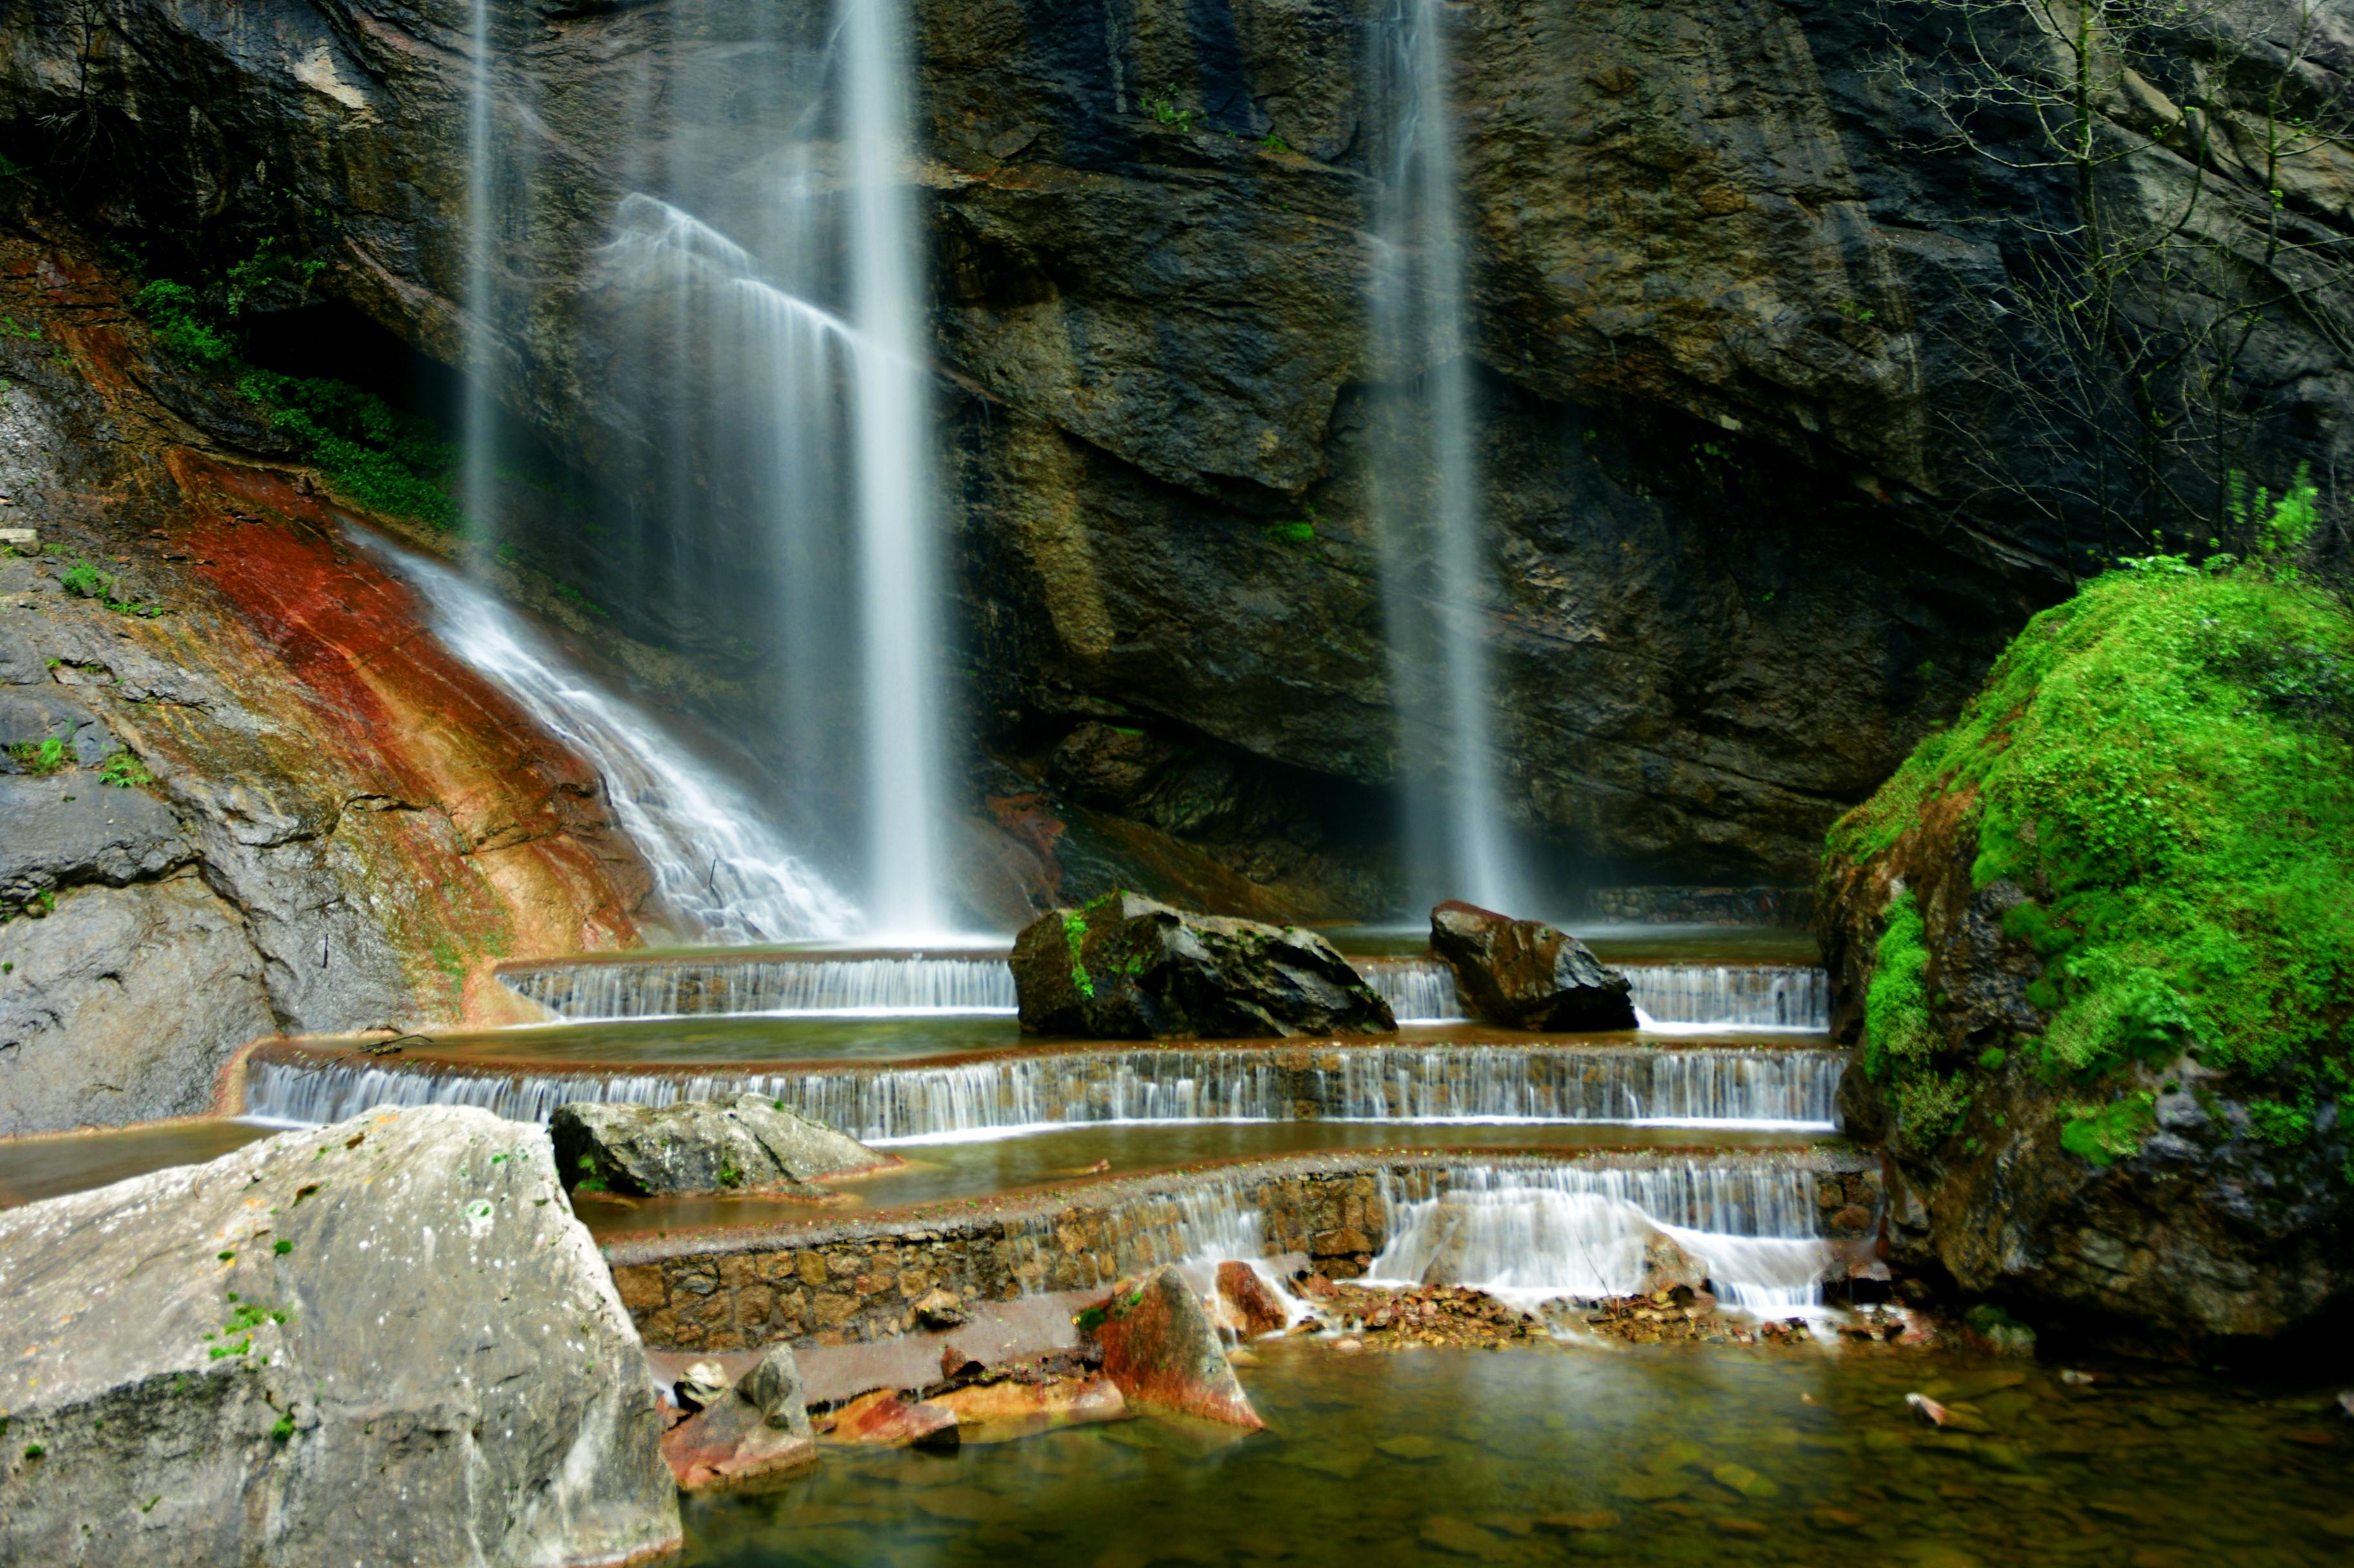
[678,1340,2354,1566]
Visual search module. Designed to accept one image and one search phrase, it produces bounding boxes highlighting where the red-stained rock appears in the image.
[1083,1265,1265,1430]
[1216,1261,1289,1338]
[817,1388,960,1449]
[660,1395,817,1491]
[929,1373,1128,1444]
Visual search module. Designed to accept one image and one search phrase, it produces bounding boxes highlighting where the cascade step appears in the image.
[241,1040,1847,1141]
[499,949,1832,1031]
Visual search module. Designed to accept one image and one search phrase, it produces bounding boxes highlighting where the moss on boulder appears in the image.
[1819,562,2353,1344]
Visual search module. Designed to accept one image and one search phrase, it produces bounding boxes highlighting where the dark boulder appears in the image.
[552,1093,895,1198]
[1428,901,1637,1032]
[1011,892,1394,1039]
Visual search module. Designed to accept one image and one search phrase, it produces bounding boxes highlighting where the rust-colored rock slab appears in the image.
[1085,1265,1265,1431]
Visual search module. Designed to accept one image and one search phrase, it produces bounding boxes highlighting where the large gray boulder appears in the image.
[0,772,189,912]
[552,1092,893,1197]
[1011,892,1396,1039]
[1429,901,1638,1032]
[0,1106,680,1565]
[0,876,274,1133]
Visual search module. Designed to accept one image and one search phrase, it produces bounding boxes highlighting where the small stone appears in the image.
[1535,1511,1620,1533]
[1812,1507,1867,1531]
[1417,1517,1507,1558]
[913,1288,966,1329]
[1716,1518,1771,1537]
[1378,1435,1445,1461]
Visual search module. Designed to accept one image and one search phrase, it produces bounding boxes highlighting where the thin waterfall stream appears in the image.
[1370,0,1519,913]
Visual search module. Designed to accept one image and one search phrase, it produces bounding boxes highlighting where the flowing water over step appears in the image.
[498,951,1830,1032]
[500,954,1016,1021]
[242,1043,1843,1141]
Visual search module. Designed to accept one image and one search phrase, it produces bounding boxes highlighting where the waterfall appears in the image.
[242,1044,1844,1139]
[840,0,950,938]
[357,537,856,941]
[502,954,1016,1021]
[1359,957,1465,1024]
[1369,0,1518,911]
[456,1,953,936]
[1627,965,1830,1032]
[1367,1162,1831,1312]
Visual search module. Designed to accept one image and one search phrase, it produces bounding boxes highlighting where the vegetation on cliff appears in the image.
[1829,523,2354,1161]
[134,272,460,531]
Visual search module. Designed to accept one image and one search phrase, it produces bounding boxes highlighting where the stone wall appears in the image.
[604,1152,1883,1354]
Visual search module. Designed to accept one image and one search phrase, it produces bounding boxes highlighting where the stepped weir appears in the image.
[241,1041,1846,1141]
[495,950,1832,1032]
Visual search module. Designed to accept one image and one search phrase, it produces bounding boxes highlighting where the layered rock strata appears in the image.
[0,222,653,1132]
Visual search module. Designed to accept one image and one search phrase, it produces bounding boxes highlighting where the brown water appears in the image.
[680,1338,2354,1567]
[574,1119,1833,1240]
[0,1119,275,1208]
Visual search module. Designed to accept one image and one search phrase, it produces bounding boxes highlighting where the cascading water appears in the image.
[358,536,855,941]
[501,953,1016,1021]
[242,1043,1844,1139]
[457,0,952,937]
[1369,0,1520,913]
[1367,1162,1832,1312]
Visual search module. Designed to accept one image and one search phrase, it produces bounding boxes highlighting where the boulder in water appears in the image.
[553,1092,896,1197]
[1082,1265,1266,1429]
[1011,892,1394,1038]
[0,1106,679,1566]
[1428,901,1637,1031]
[660,1344,815,1491]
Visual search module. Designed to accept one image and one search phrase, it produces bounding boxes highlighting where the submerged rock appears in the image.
[929,1372,1128,1444]
[1429,901,1637,1032]
[552,1092,895,1197]
[1082,1265,1265,1430]
[818,1388,960,1449]
[0,1106,678,1566]
[1011,892,1394,1039]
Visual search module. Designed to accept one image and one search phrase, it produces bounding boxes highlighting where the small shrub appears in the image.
[2059,1092,2156,1166]
[97,751,152,789]
[7,736,67,776]
[59,559,108,598]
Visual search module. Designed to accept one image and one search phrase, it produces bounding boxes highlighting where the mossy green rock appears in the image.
[1011,892,1394,1039]
[1819,565,2354,1344]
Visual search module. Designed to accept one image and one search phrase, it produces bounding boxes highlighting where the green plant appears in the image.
[97,751,152,788]
[0,315,38,342]
[272,1239,292,1255]
[2060,1092,2157,1166]
[134,270,460,531]
[1142,85,1198,133]
[717,1160,743,1190]
[8,736,67,775]
[1260,132,1292,153]
[1063,910,1094,1000]
[1263,520,1314,547]
[270,1415,295,1444]
[59,558,108,598]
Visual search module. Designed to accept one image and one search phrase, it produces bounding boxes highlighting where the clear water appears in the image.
[678,1339,2354,1565]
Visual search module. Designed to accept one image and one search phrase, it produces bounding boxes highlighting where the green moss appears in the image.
[1828,564,2354,1155]
[1863,892,1936,1083]
[2060,1092,2157,1166]
[1063,910,1095,1000]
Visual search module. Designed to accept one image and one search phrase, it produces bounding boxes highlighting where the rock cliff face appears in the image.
[0,221,653,1132]
[1,0,2347,911]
